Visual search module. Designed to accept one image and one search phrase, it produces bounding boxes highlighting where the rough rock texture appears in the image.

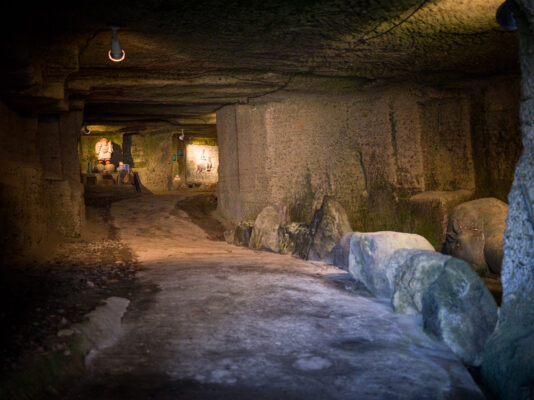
[329,233,353,270]
[3,1,519,122]
[223,230,234,245]
[249,204,290,252]
[422,258,498,367]
[383,248,432,298]
[348,232,435,298]
[216,77,520,240]
[0,101,85,262]
[392,251,452,315]
[307,196,352,262]
[399,190,473,249]
[443,198,508,275]
[278,222,310,256]
[129,133,174,192]
[234,221,255,247]
[481,3,534,397]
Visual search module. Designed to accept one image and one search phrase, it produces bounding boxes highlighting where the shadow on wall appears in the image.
[122,134,134,167]
[118,135,153,192]
[110,143,124,167]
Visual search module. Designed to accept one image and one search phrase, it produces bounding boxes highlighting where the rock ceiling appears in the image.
[0,0,519,129]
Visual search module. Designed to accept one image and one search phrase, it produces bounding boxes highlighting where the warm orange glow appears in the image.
[108,49,126,62]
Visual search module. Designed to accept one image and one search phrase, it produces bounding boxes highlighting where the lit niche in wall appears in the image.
[185,138,219,184]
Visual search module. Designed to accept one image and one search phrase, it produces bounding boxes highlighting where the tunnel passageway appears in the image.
[1,1,533,397]
[62,193,485,399]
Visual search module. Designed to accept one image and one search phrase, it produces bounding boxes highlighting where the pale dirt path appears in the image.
[65,193,485,400]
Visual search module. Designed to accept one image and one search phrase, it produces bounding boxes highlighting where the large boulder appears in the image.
[278,222,310,256]
[443,197,508,275]
[348,232,434,298]
[307,196,352,262]
[329,233,353,270]
[381,248,432,298]
[234,221,254,247]
[249,204,290,252]
[422,258,498,366]
[392,251,451,315]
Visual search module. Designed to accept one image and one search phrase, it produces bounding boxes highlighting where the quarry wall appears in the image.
[217,76,521,237]
[80,131,216,192]
[0,101,84,262]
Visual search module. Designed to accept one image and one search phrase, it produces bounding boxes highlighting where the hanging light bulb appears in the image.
[108,26,126,62]
[83,126,91,135]
[496,0,517,31]
[179,129,185,141]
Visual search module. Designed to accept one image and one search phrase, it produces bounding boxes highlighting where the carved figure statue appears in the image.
[196,149,213,174]
[443,198,508,276]
[95,138,114,166]
[95,163,105,173]
[104,163,116,173]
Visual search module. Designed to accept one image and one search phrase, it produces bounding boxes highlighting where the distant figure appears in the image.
[95,138,114,167]
[196,149,213,174]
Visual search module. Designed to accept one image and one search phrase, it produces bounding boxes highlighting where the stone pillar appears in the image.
[0,100,45,261]
[39,111,85,238]
[0,105,85,261]
[216,105,242,222]
[481,2,534,399]
[58,111,85,236]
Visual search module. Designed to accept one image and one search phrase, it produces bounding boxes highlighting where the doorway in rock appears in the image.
[77,120,224,241]
[78,120,219,202]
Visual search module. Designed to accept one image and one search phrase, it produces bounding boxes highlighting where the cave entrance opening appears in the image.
[78,121,219,198]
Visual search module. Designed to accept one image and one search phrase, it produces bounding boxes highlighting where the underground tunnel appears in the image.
[0,0,533,399]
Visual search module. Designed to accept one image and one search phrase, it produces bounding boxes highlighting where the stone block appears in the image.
[422,258,498,366]
[278,222,310,256]
[399,190,473,249]
[348,231,435,298]
[249,203,290,252]
[392,251,451,315]
[307,196,352,262]
[443,197,508,275]
[329,233,353,270]
[234,221,254,247]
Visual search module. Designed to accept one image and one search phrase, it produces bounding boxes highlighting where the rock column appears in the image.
[481,2,534,399]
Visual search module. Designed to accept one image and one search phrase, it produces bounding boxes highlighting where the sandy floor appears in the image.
[64,193,486,399]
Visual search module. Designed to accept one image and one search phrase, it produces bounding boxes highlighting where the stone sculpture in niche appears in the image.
[196,149,213,174]
[95,138,115,172]
[443,198,507,276]
[95,138,113,164]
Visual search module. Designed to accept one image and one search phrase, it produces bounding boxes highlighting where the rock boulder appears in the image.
[279,222,310,256]
[307,196,352,262]
[443,197,508,275]
[481,149,534,399]
[234,221,254,246]
[392,251,451,315]
[249,204,290,252]
[422,258,498,366]
[348,232,435,298]
[329,233,353,270]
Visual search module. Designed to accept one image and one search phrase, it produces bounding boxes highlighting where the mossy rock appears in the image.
[279,222,310,256]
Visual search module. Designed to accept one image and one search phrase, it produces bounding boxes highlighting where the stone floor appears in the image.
[64,193,486,400]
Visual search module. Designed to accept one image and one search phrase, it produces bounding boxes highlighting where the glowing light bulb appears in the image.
[108,26,126,62]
